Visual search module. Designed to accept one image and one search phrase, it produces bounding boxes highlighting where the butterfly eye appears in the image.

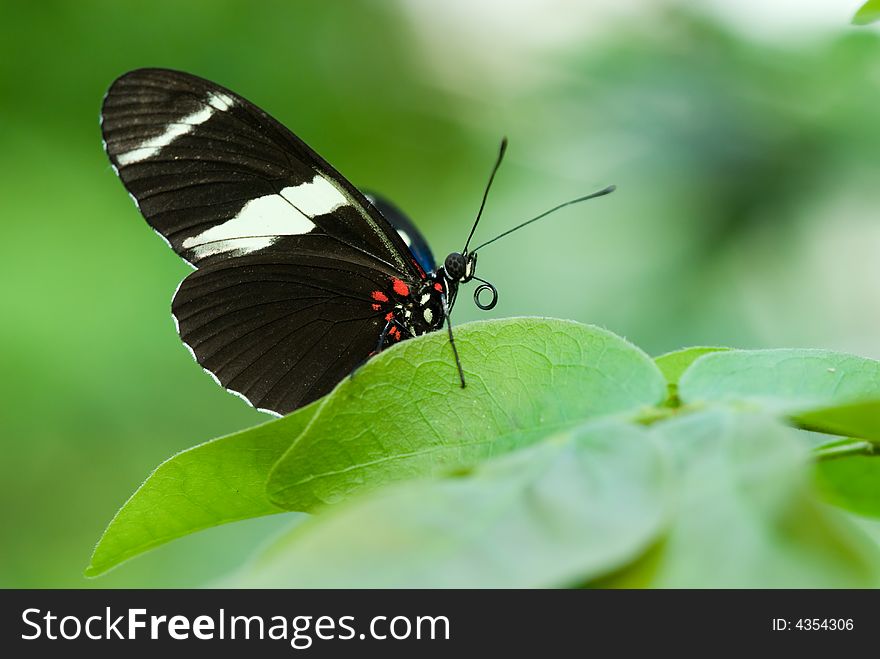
[443,252,467,280]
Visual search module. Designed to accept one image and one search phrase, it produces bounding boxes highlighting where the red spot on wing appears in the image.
[391,327,402,341]
[434,282,443,292]
[392,279,410,297]
[385,312,394,321]
[372,303,381,311]
[371,291,389,302]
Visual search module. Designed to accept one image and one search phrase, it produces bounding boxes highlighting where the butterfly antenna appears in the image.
[470,184,616,253]
[462,137,508,254]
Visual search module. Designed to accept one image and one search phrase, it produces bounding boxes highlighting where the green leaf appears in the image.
[607,409,880,587]
[654,346,730,407]
[793,399,880,443]
[86,402,320,577]
[853,0,880,25]
[266,318,667,511]
[655,346,730,385]
[678,349,880,413]
[228,418,671,588]
[815,455,880,518]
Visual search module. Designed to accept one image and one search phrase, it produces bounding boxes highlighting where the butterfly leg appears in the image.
[348,319,397,381]
[373,319,396,355]
[443,295,466,388]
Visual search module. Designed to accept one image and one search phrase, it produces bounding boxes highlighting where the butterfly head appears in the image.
[442,251,476,283]
[439,251,497,311]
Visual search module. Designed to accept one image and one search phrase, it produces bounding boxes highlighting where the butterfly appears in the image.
[101,68,613,416]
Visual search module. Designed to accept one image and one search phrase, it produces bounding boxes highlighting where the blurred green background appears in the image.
[1,0,878,587]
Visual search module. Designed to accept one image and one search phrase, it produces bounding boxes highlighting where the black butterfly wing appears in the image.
[172,240,389,416]
[101,68,432,415]
[100,68,418,275]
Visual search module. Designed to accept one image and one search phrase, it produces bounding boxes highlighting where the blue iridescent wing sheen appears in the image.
[365,192,436,274]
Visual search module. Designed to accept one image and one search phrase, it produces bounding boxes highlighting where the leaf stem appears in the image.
[813,440,877,462]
